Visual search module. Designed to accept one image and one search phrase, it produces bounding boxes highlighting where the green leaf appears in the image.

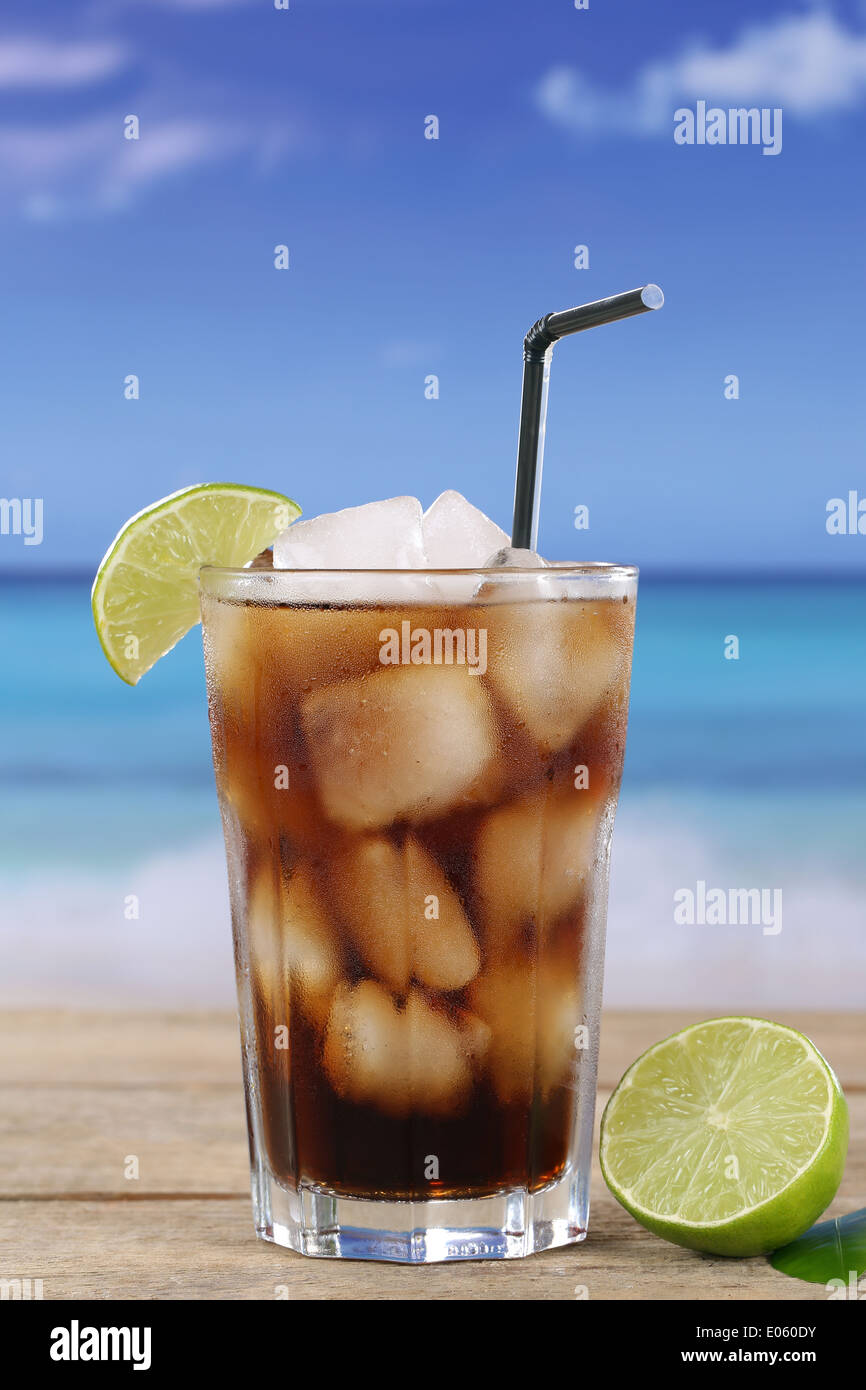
[770,1208,866,1286]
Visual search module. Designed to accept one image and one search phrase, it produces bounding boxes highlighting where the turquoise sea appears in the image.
[1,575,864,1009]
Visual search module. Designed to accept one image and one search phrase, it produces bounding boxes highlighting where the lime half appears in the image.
[92,483,299,684]
[599,1017,848,1257]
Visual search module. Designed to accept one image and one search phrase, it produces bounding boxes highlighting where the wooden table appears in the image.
[1,1011,861,1300]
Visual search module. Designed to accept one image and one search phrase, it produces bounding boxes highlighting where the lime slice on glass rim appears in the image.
[599,1017,848,1257]
[92,483,300,685]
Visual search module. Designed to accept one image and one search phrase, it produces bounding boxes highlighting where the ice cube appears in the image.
[474,785,607,952]
[249,601,400,697]
[483,546,546,569]
[476,545,560,602]
[247,863,341,1032]
[404,989,475,1115]
[279,868,342,1027]
[404,836,480,991]
[328,836,411,993]
[422,491,509,568]
[468,962,530,1104]
[468,952,582,1104]
[328,834,480,993]
[273,496,426,570]
[322,981,473,1117]
[455,1006,493,1075]
[484,598,628,752]
[322,979,409,1115]
[301,664,497,831]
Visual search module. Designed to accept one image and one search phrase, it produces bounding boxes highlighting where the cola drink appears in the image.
[201,562,636,1258]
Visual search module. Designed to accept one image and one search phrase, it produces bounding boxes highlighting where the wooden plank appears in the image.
[0,1011,862,1298]
[0,1012,240,1086]
[4,1085,860,1198]
[1,1010,861,1089]
[599,1011,865,1092]
[0,1085,249,1196]
[1,1083,856,1194]
[1,1194,857,1301]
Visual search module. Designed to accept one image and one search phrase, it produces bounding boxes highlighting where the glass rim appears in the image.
[199,561,638,581]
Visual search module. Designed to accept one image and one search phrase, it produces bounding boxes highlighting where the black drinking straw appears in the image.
[511,284,664,550]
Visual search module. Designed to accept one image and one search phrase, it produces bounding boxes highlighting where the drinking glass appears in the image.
[200,562,636,1262]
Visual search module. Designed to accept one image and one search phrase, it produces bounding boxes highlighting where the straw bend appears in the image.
[512,283,663,549]
[523,284,664,362]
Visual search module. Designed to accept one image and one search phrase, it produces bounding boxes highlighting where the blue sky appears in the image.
[1,0,865,571]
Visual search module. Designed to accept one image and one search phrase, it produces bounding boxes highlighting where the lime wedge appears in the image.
[92,483,300,684]
[599,1017,848,1256]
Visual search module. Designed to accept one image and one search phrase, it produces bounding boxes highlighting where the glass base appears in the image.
[254,1167,588,1263]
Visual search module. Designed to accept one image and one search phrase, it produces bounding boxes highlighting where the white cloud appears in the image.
[0,23,304,217]
[111,119,247,186]
[0,112,297,219]
[0,37,128,88]
[536,11,866,137]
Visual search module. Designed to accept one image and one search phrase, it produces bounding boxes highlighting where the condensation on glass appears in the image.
[200,563,637,1262]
